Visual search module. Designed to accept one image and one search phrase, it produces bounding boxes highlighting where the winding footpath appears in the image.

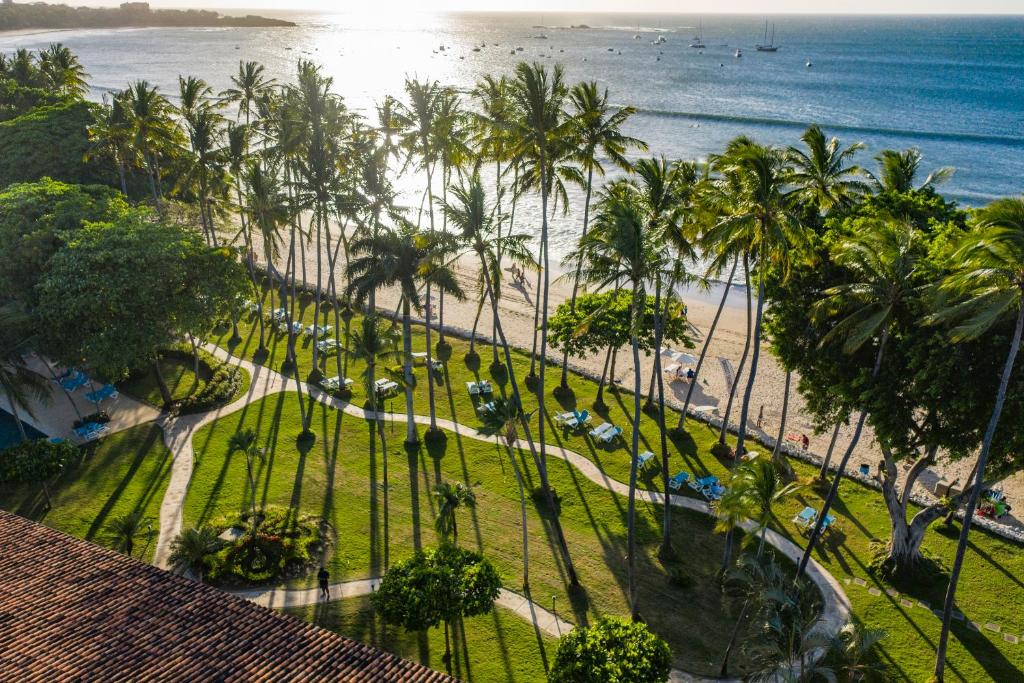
[149,343,850,682]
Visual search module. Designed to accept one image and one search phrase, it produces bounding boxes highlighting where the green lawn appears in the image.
[186,392,759,678]
[214,290,1024,682]
[285,597,557,683]
[0,424,171,562]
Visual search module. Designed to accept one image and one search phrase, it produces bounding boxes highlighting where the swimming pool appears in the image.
[0,408,45,450]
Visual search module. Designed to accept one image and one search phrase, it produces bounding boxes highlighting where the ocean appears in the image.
[3,12,1022,261]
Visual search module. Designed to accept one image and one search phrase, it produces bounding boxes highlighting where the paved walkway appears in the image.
[141,342,849,682]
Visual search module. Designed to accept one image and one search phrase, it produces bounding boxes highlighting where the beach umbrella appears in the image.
[661,348,697,365]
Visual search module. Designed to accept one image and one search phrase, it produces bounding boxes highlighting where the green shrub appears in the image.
[548,616,672,683]
[0,438,78,483]
[0,100,108,189]
[205,506,324,587]
[175,364,242,414]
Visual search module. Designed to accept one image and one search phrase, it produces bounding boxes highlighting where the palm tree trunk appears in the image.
[719,256,752,444]
[311,209,324,377]
[771,370,795,480]
[934,302,1024,682]
[402,299,418,445]
[797,329,889,579]
[469,294,485,356]
[151,359,172,407]
[117,160,127,196]
[505,435,530,589]
[626,278,643,620]
[8,399,28,442]
[678,256,738,431]
[188,334,201,397]
[494,167,518,367]
[527,240,544,381]
[537,145,554,502]
[476,245,579,586]
[42,361,82,420]
[733,246,765,460]
[560,164,595,389]
[651,276,674,555]
[595,343,613,408]
[719,596,753,677]
[818,422,842,480]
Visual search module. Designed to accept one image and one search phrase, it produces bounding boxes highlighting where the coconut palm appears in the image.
[931,197,1024,682]
[38,43,88,97]
[558,81,647,390]
[716,458,802,558]
[446,171,580,586]
[796,218,924,579]
[86,93,137,195]
[7,49,39,87]
[786,124,869,212]
[477,397,534,588]
[577,182,661,620]
[871,148,954,194]
[168,527,222,583]
[228,428,266,531]
[702,140,808,461]
[179,103,227,246]
[121,80,177,212]
[0,305,49,443]
[178,75,216,120]
[826,622,888,682]
[106,510,150,558]
[432,481,476,544]
[221,60,274,128]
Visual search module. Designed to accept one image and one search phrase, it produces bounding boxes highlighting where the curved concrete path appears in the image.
[151,343,849,682]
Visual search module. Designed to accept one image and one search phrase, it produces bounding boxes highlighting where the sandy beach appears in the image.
[248,225,1022,526]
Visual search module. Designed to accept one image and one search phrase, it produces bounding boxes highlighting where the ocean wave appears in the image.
[629,107,1024,147]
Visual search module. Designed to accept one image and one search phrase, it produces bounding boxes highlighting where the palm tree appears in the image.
[432,481,476,544]
[871,148,954,194]
[577,182,659,620]
[38,43,88,98]
[716,458,802,558]
[559,81,646,390]
[447,171,580,586]
[786,124,868,212]
[826,623,888,682]
[168,527,222,583]
[221,60,274,129]
[107,510,149,558]
[0,305,49,443]
[121,80,177,212]
[931,197,1024,682]
[477,397,533,588]
[796,218,923,579]
[179,102,227,246]
[86,93,137,195]
[228,428,266,531]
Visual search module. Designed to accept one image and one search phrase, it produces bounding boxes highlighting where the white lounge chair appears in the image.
[588,422,614,439]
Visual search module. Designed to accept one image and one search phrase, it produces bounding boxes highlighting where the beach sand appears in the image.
[248,226,1022,528]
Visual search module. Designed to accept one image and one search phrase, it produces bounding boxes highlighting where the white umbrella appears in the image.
[660,348,697,365]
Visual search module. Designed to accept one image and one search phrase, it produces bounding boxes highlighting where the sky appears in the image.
[66,1,1024,14]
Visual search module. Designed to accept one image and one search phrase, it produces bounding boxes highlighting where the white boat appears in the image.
[734,48,742,58]
[806,59,813,68]
[756,21,779,52]
[690,20,706,49]
[655,35,667,44]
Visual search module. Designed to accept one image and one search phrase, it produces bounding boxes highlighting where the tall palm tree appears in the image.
[168,527,222,583]
[179,103,227,246]
[796,218,923,579]
[86,93,137,195]
[228,428,266,531]
[220,60,274,129]
[577,182,659,620]
[38,43,88,98]
[786,124,868,212]
[121,80,176,212]
[107,510,149,558]
[446,171,580,586]
[871,148,954,194]
[931,198,1024,682]
[558,81,646,390]
[431,481,476,544]
[477,397,533,588]
[0,305,49,443]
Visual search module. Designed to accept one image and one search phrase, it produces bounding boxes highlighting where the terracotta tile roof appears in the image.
[0,511,451,682]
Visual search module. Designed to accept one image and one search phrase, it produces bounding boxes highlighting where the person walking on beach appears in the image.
[801,434,809,451]
[318,567,329,600]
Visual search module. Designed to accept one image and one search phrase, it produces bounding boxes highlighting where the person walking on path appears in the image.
[318,567,329,600]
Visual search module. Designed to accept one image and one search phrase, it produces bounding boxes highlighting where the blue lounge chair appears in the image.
[73,422,107,441]
[589,422,613,439]
[821,514,837,533]
[565,409,590,429]
[668,471,690,491]
[704,483,726,501]
[61,372,89,392]
[599,425,623,444]
[85,384,118,403]
[793,506,817,529]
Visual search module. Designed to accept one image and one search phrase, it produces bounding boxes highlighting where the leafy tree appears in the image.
[0,304,50,444]
[0,438,76,508]
[34,214,246,406]
[168,526,222,583]
[371,544,501,665]
[0,100,107,189]
[548,616,672,683]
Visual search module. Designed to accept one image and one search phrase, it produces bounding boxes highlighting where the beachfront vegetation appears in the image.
[1,44,1023,682]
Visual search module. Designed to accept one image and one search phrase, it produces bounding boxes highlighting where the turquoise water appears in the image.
[2,12,1021,256]
[0,408,45,450]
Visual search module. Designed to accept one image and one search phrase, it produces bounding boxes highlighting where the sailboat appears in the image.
[756,21,779,52]
[690,19,706,49]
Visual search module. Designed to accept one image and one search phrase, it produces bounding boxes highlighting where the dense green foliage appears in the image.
[548,616,672,683]
[0,100,106,188]
[0,80,64,122]
[0,179,131,306]
[34,215,247,382]
[205,506,323,586]
[0,438,77,484]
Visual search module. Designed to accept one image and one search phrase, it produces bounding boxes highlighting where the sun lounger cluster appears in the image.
[305,324,333,339]
[477,400,497,415]
[466,380,492,396]
[588,422,622,444]
[688,474,726,501]
[270,307,288,322]
[320,376,354,392]
[316,338,343,355]
[411,352,443,371]
[278,320,303,335]
[374,378,399,397]
[84,384,118,403]
[792,506,837,535]
[54,369,90,392]
[554,409,591,430]
[73,421,108,441]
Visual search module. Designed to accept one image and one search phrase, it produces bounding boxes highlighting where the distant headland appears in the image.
[0,2,295,31]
